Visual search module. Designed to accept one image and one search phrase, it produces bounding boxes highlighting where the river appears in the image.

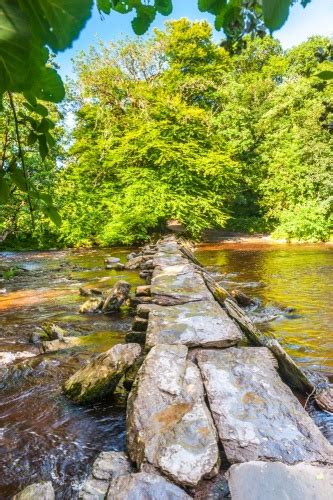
[0,243,332,498]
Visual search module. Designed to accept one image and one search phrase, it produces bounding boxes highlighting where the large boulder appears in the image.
[107,472,191,500]
[127,344,219,487]
[196,347,333,464]
[79,451,133,499]
[13,482,54,500]
[227,462,333,500]
[64,343,142,404]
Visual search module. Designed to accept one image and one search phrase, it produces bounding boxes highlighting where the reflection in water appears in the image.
[0,247,142,499]
[196,243,333,377]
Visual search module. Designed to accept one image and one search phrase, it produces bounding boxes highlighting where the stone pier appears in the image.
[78,235,333,500]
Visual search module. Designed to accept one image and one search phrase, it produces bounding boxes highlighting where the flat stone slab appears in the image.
[145,300,242,348]
[227,462,333,500]
[197,347,333,464]
[127,344,219,487]
[107,472,191,499]
[151,264,212,304]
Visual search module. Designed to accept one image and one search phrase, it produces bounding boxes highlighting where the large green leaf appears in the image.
[9,164,30,192]
[316,71,333,80]
[42,205,62,226]
[35,67,65,103]
[0,175,10,203]
[21,0,93,52]
[155,0,172,16]
[198,0,227,16]
[132,5,156,35]
[262,0,291,31]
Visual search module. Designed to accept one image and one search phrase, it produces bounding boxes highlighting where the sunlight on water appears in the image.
[196,243,333,377]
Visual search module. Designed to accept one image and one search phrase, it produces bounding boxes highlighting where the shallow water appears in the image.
[196,242,333,378]
[0,247,143,499]
[1,243,332,497]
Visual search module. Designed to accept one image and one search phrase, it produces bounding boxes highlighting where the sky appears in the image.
[56,0,333,79]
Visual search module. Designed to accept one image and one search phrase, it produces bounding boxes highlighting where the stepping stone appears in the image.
[227,462,333,500]
[145,300,242,348]
[127,344,219,487]
[79,451,133,499]
[196,347,333,464]
[107,472,191,499]
[151,264,212,304]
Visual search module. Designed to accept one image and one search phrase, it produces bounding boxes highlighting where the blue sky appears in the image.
[56,0,333,79]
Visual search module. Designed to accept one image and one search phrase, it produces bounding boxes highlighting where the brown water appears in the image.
[1,244,332,498]
[0,248,143,499]
[195,243,333,378]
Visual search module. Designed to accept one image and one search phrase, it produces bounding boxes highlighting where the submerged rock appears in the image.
[127,344,219,487]
[106,263,125,271]
[42,337,82,353]
[0,351,36,366]
[13,481,55,500]
[227,461,333,500]
[107,472,191,500]
[105,257,121,264]
[64,343,142,404]
[79,451,133,499]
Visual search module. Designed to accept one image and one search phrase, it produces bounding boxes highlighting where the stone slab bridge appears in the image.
[63,236,333,500]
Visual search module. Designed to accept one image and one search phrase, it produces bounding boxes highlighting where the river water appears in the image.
[0,243,332,498]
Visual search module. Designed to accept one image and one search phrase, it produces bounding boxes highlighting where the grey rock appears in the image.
[13,481,54,500]
[42,336,82,352]
[64,343,142,404]
[196,347,333,464]
[145,300,242,348]
[125,331,146,345]
[151,264,212,305]
[227,461,333,500]
[107,472,191,499]
[102,281,131,313]
[79,298,104,314]
[79,451,133,500]
[132,316,148,332]
[105,257,121,264]
[135,285,151,297]
[105,263,125,271]
[127,344,219,487]
[125,256,144,270]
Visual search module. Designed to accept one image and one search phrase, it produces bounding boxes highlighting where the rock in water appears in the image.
[196,347,333,464]
[79,298,104,314]
[127,344,219,487]
[231,289,255,307]
[227,462,333,500]
[42,337,82,353]
[125,256,144,270]
[79,451,133,499]
[13,481,55,499]
[107,472,191,500]
[102,281,131,313]
[105,257,121,264]
[64,343,142,404]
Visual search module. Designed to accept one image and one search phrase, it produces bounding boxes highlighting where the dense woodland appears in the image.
[0,19,332,247]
